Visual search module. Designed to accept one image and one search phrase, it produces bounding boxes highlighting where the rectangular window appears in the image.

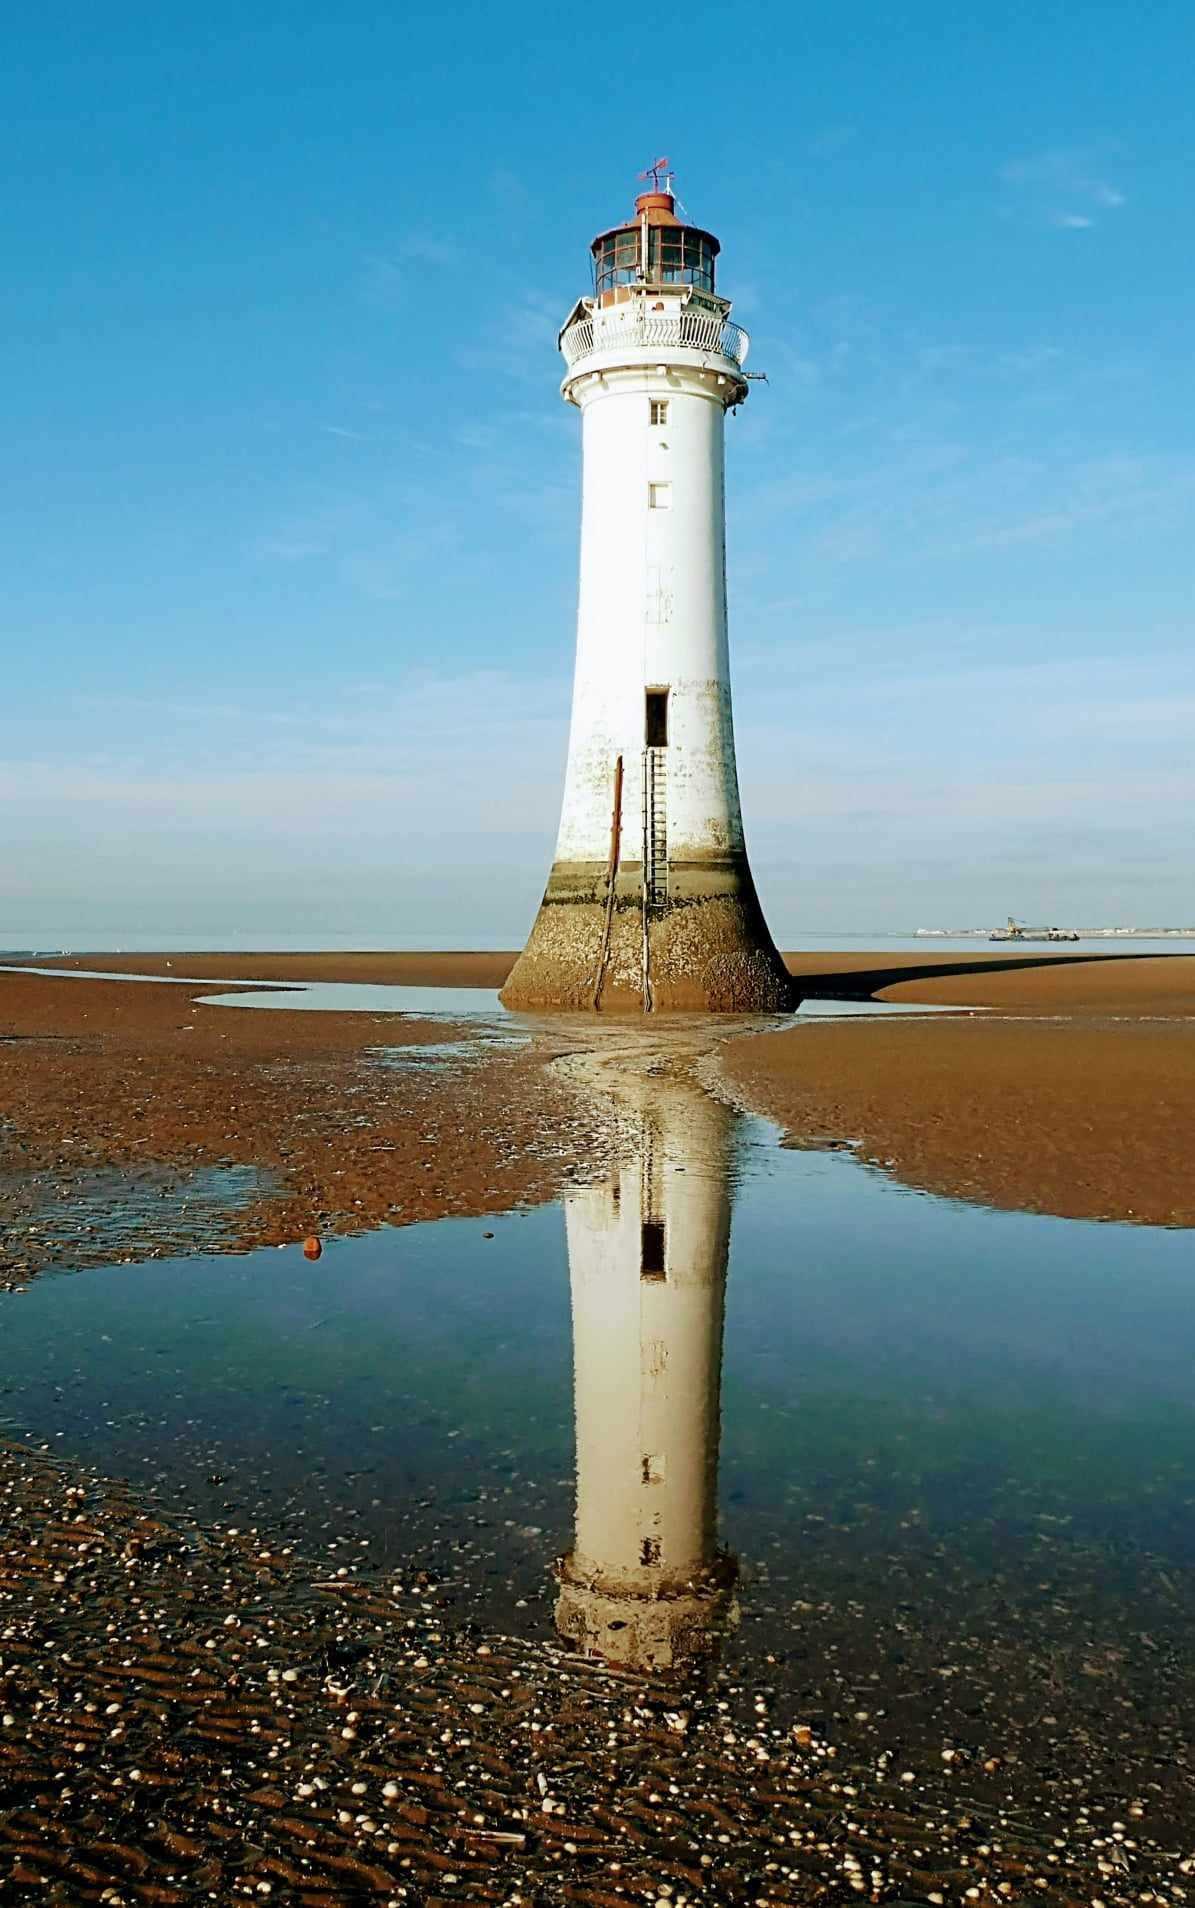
[645,688,669,749]
[649,398,669,427]
[648,481,671,509]
[640,1219,666,1278]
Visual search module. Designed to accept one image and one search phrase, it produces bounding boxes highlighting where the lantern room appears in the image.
[591,183,719,305]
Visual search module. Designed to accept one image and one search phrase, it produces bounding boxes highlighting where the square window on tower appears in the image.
[649,398,669,427]
[648,481,671,509]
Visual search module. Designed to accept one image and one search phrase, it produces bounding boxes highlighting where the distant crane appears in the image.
[990,916,1079,944]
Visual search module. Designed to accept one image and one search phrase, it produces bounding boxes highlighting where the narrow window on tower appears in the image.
[649,398,669,426]
[645,688,669,749]
[648,481,671,509]
[640,1219,666,1279]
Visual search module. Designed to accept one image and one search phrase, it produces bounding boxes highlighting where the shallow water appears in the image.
[201,984,975,1018]
[199,980,512,1017]
[4,1066,1195,1694]
[1,964,513,1021]
[3,1161,273,1266]
[7,963,976,1021]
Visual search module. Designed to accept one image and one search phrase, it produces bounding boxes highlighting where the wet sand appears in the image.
[11,947,1195,1228]
[0,969,620,1287]
[1,1437,1185,1905]
[22,941,1195,1010]
[719,952,1195,1227]
[722,1015,1195,1226]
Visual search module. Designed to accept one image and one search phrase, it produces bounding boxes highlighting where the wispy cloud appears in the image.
[456,291,563,383]
[0,666,571,844]
[999,146,1127,229]
[740,434,1195,569]
[395,233,461,270]
[8,641,1194,938]
[357,231,464,310]
[250,486,466,594]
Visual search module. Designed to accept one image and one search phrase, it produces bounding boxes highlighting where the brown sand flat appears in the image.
[829,949,1195,1014]
[6,949,1195,1236]
[23,942,1195,1010]
[0,970,617,1285]
[721,1013,1195,1226]
[16,948,514,988]
[780,944,1195,1011]
[746,948,1195,1228]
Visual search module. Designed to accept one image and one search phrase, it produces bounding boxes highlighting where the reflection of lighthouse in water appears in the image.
[555,1068,738,1670]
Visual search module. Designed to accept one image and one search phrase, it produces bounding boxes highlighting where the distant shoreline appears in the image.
[915,927,1195,939]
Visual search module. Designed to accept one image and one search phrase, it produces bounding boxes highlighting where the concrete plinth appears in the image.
[500,857,796,1014]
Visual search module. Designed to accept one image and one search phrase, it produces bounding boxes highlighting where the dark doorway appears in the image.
[645,687,669,749]
[641,1219,666,1278]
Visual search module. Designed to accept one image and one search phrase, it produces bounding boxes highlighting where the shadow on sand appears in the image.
[790,950,1185,1003]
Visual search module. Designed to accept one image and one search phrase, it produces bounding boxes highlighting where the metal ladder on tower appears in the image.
[642,747,668,912]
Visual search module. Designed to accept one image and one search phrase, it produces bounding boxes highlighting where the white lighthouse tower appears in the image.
[501,166,795,1013]
[554,1067,738,1670]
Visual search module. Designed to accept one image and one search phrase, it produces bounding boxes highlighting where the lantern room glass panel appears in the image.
[646,228,716,291]
[593,230,642,294]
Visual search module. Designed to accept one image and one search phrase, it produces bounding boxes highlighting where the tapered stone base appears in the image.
[501,856,796,1013]
[555,1552,739,1671]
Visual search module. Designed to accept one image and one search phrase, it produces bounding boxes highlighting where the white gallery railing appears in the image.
[560,311,750,370]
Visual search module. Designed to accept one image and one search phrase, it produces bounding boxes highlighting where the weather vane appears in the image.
[638,155,672,194]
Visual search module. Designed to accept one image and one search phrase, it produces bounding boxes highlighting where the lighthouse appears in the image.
[501,166,795,1013]
[554,1067,739,1669]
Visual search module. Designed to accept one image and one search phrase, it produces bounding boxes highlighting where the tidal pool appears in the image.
[3,1064,1194,1802]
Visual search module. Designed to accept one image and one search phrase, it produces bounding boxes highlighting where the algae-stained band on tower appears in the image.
[501,168,795,1014]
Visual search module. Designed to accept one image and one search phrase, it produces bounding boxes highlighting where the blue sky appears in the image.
[4,1,1193,945]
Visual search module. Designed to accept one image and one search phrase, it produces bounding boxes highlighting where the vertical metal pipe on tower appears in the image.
[501,173,796,1013]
